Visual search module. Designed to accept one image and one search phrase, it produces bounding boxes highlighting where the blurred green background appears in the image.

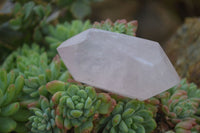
[1,0,200,63]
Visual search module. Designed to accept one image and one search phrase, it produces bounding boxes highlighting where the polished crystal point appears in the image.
[57,28,180,100]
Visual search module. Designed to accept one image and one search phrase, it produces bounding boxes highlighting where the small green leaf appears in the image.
[64,117,72,130]
[77,90,87,99]
[67,85,79,96]
[14,75,24,96]
[24,2,35,20]
[46,80,65,94]
[76,103,84,110]
[0,102,20,116]
[71,1,91,19]
[67,98,75,109]
[119,120,128,133]
[122,108,135,119]
[112,114,121,127]
[84,97,92,109]
[0,117,17,133]
[70,110,83,118]
[55,115,64,129]
[85,87,96,99]
[9,18,22,30]
[40,96,50,111]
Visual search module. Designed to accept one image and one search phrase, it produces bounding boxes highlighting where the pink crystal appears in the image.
[57,28,180,100]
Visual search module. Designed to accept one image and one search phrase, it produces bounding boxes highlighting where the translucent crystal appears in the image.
[57,28,180,100]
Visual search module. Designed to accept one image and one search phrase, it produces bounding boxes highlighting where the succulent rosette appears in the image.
[46,80,116,132]
[3,44,71,108]
[2,44,45,72]
[93,19,138,36]
[28,96,62,133]
[165,119,200,133]
[158,79,200,132]
[0,69,29,133]
[20,55,70,108]
[174,119,200,133]
[94,99,156,133]
[9,1,52,43]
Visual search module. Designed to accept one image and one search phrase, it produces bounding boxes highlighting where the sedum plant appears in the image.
[20,55,70,108]
[0,0,103,63]
[0,1,51,63]
[0,69,27,133]
[46,80,116,133]
[110,93,159,117]
[166,119,200,133]
[2,44,70,108]
[174,119,200,133]
[1,44,45,72]
[28,96,62,133]
[158,79,200,132]
[9,1,52,43]
[93,19,138,36]
[94,99,156,133]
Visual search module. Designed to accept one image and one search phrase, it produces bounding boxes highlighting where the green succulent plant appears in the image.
[46,80,116,133]
[110,93,159,117]
[0,0,104,63]
[28,96,62,133]
[2,44,70,108]
[174,119,200,133]
[2,44,45,72]
[0,1,49,63]
[93,19,138,36]
[95,99,156,133]
[158,79,200,132]
[0,1,52,62]
[20,55,70,108]
[165,119,200,133]
[9,1,51,42]
[0,69,30,133]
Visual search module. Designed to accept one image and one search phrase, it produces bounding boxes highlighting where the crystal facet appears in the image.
[57,28,180,100]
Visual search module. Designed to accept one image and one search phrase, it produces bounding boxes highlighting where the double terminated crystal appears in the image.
[57,28,180,100]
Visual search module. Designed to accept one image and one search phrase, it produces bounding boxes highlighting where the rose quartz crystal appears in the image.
[57,28,180,100]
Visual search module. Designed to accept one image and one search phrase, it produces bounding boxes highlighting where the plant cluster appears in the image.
[0,43,159,133]
[46,81,117,133]
[0,0,103,63]
[94,100,156,133]
[28,96,62,133]
[0,1,200,132]
[0,18,200,132]
[157,79,200,132]
[93,19,138,36]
